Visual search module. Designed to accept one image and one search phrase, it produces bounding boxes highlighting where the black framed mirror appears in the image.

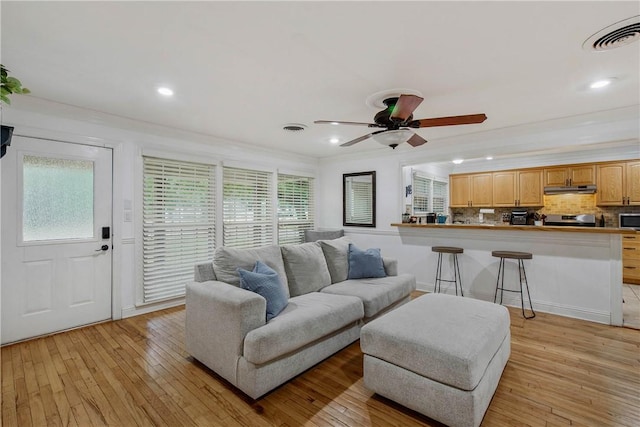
[343,171,376,227]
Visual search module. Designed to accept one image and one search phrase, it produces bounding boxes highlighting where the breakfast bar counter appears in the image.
[388,223,628,326]
[391,223,637,235]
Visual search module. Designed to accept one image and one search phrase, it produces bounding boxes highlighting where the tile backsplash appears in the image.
[451,194,638,227]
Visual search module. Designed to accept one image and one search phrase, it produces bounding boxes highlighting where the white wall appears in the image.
[2,102,318,318]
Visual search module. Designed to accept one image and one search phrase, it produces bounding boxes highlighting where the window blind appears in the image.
[412,173,431,213]
[278,174,315,244]
[412,172,448,214]
[223,167,274,248]
[432,180,448,213]
[142,157,215,303]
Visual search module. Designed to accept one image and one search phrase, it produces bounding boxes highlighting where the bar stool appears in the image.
[432,246,464,296]
[492,251,535,319]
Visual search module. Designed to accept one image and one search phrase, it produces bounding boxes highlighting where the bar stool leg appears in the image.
[493,258,502,303]
[453,254,464,297]
[434,252,443,293]
[518,259,536,319]
[494,258,507,305]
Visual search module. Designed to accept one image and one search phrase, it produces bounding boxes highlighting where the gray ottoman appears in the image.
[360,293,510,427]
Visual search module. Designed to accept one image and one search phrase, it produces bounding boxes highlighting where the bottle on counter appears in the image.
[599,214,605,227]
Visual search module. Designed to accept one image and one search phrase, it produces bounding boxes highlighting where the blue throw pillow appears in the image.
[237,261,288,321]
[347,243,387,279]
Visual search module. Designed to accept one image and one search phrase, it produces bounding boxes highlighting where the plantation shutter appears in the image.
[278,174,315,244]
[412,173,431,213]
[142,157,216,303]
[432,180,448,213]
[223,167,274,248]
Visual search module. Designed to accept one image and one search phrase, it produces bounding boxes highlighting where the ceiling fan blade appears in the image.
[314,120,378,127]
[340,130,386,147]
[406,133,428,147]
[390,94,424,121]
[413,113,487,128]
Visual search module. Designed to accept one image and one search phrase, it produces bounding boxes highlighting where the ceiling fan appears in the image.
[315,94,487,149]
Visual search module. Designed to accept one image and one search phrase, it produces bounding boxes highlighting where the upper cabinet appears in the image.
[449,160,638,209]
[597,161,640,206]
[493,169,543,207]
[543,164,595,187]
[449,173,492,207]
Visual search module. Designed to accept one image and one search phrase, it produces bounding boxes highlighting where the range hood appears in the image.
[544,185,596,195]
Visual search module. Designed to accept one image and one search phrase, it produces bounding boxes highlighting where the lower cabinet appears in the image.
[623,234,640,284]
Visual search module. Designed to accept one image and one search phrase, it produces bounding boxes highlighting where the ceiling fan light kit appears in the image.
[315,94,487,149]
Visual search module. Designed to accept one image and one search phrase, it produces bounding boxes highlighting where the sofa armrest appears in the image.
[382,257,398,276]
[185,280,266,385]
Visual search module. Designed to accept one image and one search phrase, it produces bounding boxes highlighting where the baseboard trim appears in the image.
[416,283,610,325]
[121,298,185,319]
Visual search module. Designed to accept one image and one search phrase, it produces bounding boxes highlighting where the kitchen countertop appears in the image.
[390,223,638,234]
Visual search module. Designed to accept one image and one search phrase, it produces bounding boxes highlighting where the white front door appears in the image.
[1,136,113,344]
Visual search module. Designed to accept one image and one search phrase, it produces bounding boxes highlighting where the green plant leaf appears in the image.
[0,65,29,104]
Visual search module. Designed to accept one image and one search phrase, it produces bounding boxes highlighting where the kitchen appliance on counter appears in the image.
[425,213,437,223]
[619,213,640,230]
[544,214,596,227]
[510,210,528,225]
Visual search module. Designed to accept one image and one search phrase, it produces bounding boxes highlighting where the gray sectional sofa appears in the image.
[185,236,416,399]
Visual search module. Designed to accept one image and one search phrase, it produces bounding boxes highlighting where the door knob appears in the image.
[95,245,109,252]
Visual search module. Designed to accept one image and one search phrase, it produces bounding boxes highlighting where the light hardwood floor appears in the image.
[2,296,639,427]
[623,283,640,329]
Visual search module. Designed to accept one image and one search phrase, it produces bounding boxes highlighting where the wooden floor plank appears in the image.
[2,301,639,427]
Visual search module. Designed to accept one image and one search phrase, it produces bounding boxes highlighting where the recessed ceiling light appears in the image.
[157,87,174,96]
[330,138,339,144]
[452,159,464,165]
[486,156,493,160]
[589,79,613,89]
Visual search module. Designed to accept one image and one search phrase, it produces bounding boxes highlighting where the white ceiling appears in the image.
[1,1,639,159]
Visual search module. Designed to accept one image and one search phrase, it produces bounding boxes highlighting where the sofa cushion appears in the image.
[319,236,353,283]
[243,292,364,365]
[320,274,416,318]
[347,244,386,279]
[304,229,344,242]
[281,242,332,297]
[212,245,289,298]
[238,261,288,321]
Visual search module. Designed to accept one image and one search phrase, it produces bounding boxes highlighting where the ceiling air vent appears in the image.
[583,16,640,51]
[282,123,307,132]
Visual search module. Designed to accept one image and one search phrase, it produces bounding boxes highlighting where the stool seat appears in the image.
[432,246,464,254]
[492,250,532,260]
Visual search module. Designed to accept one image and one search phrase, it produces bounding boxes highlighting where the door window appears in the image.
[22,155,94,241]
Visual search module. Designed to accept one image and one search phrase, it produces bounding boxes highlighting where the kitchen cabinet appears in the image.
[596,161,640,206]
[622,234,640,285]
[543,164,595,187]
[492,169,543,207]
[449,173,492,207]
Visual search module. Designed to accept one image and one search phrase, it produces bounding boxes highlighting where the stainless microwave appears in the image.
[619,213,640,230]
